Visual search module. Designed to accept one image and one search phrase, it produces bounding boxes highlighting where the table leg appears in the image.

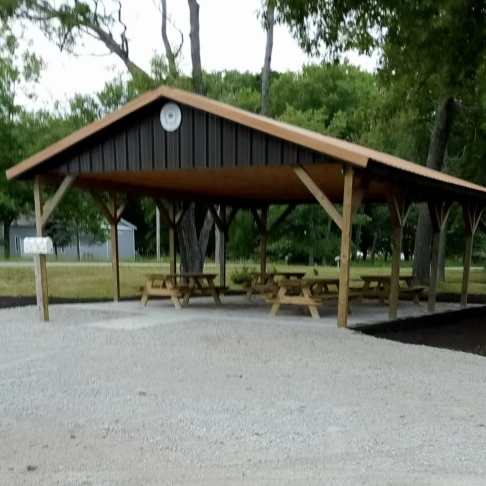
[359,280,370,303]
[141,279,152,307]
[246,276,256,301]
[207,277,222,306]
[379,280,387,304]
[270,286,286,316]
[302,286,320,319]
[182,278,196,306]
[165,278,182,309]
[406,279,420,305]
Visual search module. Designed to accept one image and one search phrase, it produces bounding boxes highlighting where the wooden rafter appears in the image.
[294,166,343,231]
[250,207,266,235]
[462,202,484,235]
[428,200,452,233]
[387,190,412,228]
[40,175,76,229]
[174,202,189,226]
[90,191,115,225]
[154,198,174,228]
[207,204,225,233]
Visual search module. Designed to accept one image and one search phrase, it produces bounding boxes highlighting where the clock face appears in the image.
[160,102,182,132]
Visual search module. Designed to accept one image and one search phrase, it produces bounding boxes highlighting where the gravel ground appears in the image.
[1,302,486,485]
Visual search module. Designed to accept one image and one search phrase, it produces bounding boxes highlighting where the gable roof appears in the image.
[6,84,486,198]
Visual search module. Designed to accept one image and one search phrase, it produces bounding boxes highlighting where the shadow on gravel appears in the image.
[356,305,486,357]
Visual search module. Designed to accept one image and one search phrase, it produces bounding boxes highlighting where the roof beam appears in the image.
[41,175,76,229]
[294,166,343,230]
[90,191,115,226]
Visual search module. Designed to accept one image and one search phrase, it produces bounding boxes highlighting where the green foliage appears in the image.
[228,211,257,260]
[231,264,255,285]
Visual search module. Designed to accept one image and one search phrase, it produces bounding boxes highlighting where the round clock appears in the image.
[160,102,182,132]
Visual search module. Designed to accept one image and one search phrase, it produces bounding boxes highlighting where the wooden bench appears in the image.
[267,278,359,319]
[359,275,423,305]
[141,273,221,308]
[399,286,425,303]
[245,271,306,301]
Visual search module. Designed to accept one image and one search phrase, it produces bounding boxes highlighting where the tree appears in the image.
[261,1,275,116]
[0,24,43,257]
[274,0,486,282]
[159,0,183,79]
[5,0,215,273]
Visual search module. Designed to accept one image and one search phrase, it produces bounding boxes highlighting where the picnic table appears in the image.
[140,273,222,309]
[267,277,358,319]
[245,271,306,301]
[359,275,424,304]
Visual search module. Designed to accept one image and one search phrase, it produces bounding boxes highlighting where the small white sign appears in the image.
[160,102,182,132]
[24,237,54,255]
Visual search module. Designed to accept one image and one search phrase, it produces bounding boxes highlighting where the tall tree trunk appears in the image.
[187,0,203,95]
[413,98,454,284]
[161,0,180,78]
[174,0,211,274]
[261,2,275,116]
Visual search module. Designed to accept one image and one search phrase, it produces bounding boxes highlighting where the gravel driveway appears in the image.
[1,302,485,485]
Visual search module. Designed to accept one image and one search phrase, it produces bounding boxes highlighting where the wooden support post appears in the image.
[428,231,441,313]
[169,203,176,275]
[109,192,120,302]
[387,192,411,320]
[461,234,473,308]
[219,205,227,288]
[337,167,354,328]
[260,207,268,276]
[427,201,452,313]
[156,207,161,260]
[33,176,49,321]
[389,225,403,319]
[460,203,483,308]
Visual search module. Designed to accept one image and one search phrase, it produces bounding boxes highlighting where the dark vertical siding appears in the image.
[50,100,331,174]
[139,118,153,170]
[222,120,236,167]
[115,131,127,171]
[79,151,91,172]
[153,112,167,169]
[194,109,207,168]
[208,114,221,168]
[251,132,266,166]
[237,126,251,167]
[180,106,194,169]
[103,138,116,172]
[127,124,140,170]
[267,137,282,166]
[91,144,103,171]
[282,142,298,165]
[166,130,180,169]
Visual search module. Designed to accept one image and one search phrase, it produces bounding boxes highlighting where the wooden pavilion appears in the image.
[6,85,486,327]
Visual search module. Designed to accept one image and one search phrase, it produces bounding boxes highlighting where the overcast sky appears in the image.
[17,0,377,110]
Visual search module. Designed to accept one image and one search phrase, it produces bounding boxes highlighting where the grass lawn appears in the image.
[0,261,485,299]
